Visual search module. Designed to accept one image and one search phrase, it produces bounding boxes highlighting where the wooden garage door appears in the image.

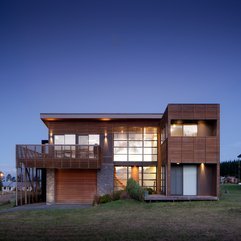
[55,169,97,204]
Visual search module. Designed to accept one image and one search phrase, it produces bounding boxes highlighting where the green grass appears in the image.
[0,184,241,241]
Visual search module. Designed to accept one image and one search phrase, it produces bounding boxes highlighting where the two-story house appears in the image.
[16,104,220,205]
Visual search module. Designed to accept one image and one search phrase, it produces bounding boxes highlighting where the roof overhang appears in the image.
[41,113,163,126]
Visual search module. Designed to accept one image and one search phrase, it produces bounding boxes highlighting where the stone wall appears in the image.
[97,163,114,195]
[46,169,55,204]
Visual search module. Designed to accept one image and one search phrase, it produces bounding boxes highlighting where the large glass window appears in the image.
[113,127,158,162]
[114,166,156,191]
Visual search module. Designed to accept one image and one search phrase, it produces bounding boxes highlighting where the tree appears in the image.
[220,160,240,177]
[6,174,12,182]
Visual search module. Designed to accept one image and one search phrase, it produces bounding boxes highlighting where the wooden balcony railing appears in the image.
[16,144,101,169]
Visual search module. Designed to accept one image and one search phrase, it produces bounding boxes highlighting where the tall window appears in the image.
[114,127,158,162]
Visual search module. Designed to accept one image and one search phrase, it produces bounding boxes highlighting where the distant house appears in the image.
[2,182,16,193]
[16,104,220,205]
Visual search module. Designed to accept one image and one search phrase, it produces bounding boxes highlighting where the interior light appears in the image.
[177,162,180,165]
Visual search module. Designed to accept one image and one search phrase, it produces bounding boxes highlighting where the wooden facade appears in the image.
[161,104,220,197]
[16,104,220,205]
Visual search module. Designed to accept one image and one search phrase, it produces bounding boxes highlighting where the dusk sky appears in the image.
[0,0,241,175]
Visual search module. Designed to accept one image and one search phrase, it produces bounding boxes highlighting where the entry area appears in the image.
[171,164,197,196]
[170,164,217,196]
[55,169,97,204]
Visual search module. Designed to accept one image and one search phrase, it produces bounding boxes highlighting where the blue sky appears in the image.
[0,0,241,175]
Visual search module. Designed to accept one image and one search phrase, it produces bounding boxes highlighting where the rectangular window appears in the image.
[114,133,127,140]
[183,124,197,136]
[114,155,128,162]
[114,141,128,147]
[78,135,100,145]
[89,135,100,145]
[78,135,88,145]
[114,147,128,155]
[170,124,183,136]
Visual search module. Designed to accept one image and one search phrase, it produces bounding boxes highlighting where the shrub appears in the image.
[99,194,112,204]
[126,178,145,201]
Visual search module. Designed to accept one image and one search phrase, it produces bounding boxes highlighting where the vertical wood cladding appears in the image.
[164,104,220,197]
[167,104,220,164]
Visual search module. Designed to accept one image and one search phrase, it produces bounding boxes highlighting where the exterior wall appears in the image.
[46,169,55,204]
[198,164,217,196]
[42,104,220,199]
[163,104,220,197]
[97,163,114,195]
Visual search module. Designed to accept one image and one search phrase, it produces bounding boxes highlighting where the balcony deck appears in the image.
[16,144,101,169]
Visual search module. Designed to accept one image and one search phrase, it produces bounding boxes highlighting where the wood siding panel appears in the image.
[55,169,97,204]
[206,137,218,163]
[182,105,194,119]
[194,105,206,119]
[168,138,182,162]
[182,138,194,162]
[194,138,206,162]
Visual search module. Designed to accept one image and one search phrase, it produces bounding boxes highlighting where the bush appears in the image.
[126,178,145,201]
[99,194,112,204]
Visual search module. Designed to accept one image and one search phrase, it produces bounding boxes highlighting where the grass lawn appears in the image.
[0,184,241,241]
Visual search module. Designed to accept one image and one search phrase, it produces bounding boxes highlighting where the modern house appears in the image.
[16,104,220,205]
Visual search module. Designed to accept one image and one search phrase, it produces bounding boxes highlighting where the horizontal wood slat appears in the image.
[55,169,97,204]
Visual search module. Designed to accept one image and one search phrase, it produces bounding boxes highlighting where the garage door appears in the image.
[55,169,97,204]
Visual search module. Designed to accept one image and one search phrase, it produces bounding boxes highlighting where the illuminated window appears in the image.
[170,124,182,136]
[183,124,197,136]
[113,127,158,162]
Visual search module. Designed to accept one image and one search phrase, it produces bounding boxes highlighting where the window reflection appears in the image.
[114,166,157,191]
[113,127,158,162]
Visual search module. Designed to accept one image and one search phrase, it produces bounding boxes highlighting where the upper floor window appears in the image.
[54,134,76,144]
[183,124,197,136]
[170,120,216,137]
[170,124,182,136]
[78,135,100,145]
[170,124,197,137]
[113,127,158,162]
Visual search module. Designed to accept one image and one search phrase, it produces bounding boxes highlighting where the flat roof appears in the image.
[40,113,163,121]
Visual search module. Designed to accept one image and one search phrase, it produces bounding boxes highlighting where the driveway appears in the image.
[0,203,91,213]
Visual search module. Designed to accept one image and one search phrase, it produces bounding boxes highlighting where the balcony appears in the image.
[16,144,101,169]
